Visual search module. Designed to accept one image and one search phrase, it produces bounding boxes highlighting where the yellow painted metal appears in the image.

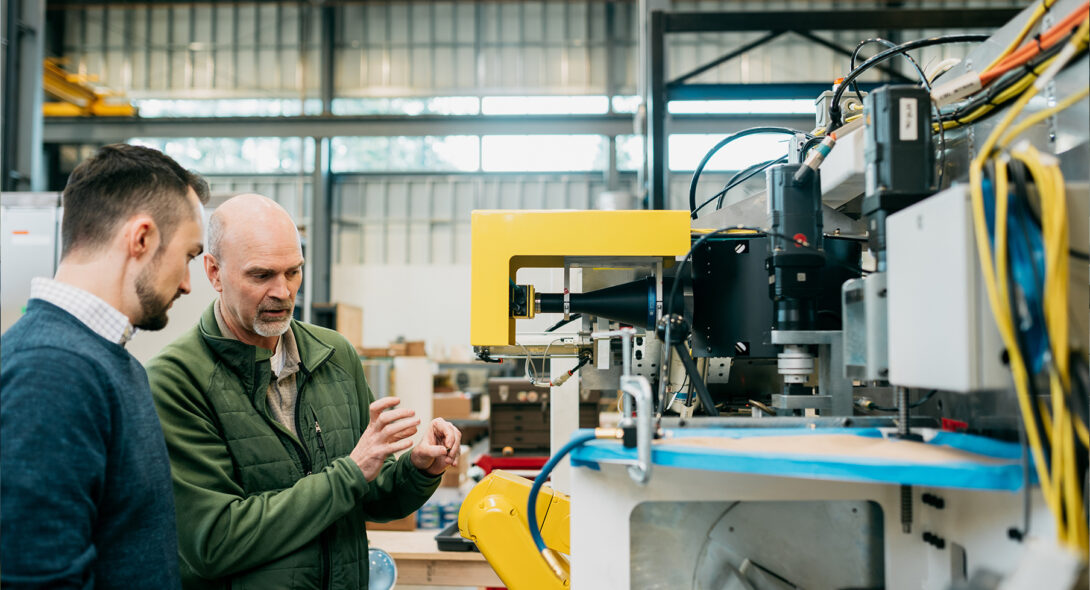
[458,470,572,590]
[42,102,87,117]
[470,209,691,346]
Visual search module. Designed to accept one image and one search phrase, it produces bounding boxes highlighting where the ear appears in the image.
[203,252,224,293]
[125,215,159,260]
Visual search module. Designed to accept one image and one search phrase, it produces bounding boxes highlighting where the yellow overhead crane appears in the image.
[42,59,136,117]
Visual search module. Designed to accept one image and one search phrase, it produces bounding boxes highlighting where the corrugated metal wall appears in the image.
[202,172,719,266]
[60,0,1003,98]
[329,172,729,265]
[56,0,1008,270]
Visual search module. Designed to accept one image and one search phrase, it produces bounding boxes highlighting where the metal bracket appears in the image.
[772,393,833,411]
[771,329,852,416]
[563,262,571,321]
[654,260,664,322]
[593,328,654,485]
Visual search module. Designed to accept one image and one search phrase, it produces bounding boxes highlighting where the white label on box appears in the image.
[899,98,918,141]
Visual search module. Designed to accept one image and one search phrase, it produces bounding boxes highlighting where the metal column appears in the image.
[2,0,45,191]
[311,138,332,306]
[309,4,336,308]
[647,11,666,210]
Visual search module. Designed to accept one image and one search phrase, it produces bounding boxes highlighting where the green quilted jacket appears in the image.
[147,302,439,590]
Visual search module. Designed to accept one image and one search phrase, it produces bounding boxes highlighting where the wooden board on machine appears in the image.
[486,378,600,454]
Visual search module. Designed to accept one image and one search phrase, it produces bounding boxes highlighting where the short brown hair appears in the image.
[60,144,210,259]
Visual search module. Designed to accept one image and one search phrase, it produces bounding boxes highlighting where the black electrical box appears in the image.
[862,85,933,216]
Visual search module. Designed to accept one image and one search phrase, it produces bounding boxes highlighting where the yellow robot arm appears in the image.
[458,470,571,589]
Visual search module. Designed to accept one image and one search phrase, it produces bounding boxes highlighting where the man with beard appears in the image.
[1,144,209,589]
[147,194,460,590]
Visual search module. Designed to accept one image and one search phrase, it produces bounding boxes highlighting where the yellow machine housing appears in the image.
[470,209,691,347]
[458,470,572,590]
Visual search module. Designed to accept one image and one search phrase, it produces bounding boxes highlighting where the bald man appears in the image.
[147,194,460,590]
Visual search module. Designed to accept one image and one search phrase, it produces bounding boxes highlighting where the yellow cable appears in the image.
[1046,159,1069,392]
[1012,146,1069,537]
[938,55,1057,131]
[1038,397,1054,442]
[968,73,1063,538]
[982,0,1058,73]
[1075,413,1090,447]
[1067,420,1089,549]
[939,23,1088,132]
[971,23,1090,548]
[1036,149,1085,551]
[998,87,1090,149]
[995,151,1067,539]
[1007,135,1088,552]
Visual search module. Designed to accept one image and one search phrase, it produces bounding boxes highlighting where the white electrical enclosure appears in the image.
[886,185,1008,392]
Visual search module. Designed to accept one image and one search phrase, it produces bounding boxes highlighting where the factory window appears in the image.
[134,99,322,118]
[481,135,607,172]
[611,96,814,116]
[616,134,643,171]
[331,97,481,116]
[331,136,480,173]
[668,99,814,115]
[480,95,609,115]
[615,133,797,173]
[611,95,640,114]
[128,137,314,174]
[669,133,792,172]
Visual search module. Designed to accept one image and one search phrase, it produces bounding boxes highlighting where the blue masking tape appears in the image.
[568,428,1027,491]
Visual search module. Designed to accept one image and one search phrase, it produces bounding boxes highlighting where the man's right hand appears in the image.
[349,397,420,481]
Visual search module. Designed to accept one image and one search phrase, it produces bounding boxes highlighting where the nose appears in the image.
[178,265,192,295]
[269,275,291,300]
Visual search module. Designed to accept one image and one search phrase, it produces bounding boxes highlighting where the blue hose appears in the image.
[527,430,598,552]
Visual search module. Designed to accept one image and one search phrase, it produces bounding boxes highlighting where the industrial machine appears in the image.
[460,2,1090,588]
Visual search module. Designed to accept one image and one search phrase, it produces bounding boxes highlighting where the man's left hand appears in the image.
[410,418,462,476]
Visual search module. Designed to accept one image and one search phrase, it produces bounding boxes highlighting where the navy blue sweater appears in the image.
[1,300,181,589]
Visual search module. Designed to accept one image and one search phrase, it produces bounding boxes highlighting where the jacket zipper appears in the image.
[292,373,313,476]
[315,418,327,458]
[294,372,331,590]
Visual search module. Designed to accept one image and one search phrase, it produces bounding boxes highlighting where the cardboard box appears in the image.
[357,346,393,358]
[404,341,426,356]
[433,393,471,420]
[311,303,362,349]
[366,514,415,531]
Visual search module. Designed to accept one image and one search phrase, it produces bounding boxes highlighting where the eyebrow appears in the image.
[245,263,303,276]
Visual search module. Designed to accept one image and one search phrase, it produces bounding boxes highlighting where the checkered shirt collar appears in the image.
[30,277,136,346]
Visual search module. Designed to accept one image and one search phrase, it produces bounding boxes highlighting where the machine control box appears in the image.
[886,185,1007,392]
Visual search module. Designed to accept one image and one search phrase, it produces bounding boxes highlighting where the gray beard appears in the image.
[253,315,291,338]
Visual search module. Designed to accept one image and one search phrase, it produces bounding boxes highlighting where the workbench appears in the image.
[367,530,504,588]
